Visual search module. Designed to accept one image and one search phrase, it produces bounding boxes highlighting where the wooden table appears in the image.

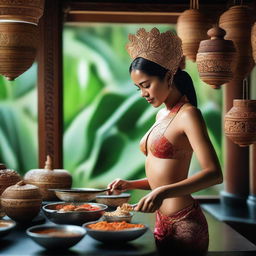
[1,207,256,256]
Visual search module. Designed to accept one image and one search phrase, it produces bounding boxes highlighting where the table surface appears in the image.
[1,206,256,256]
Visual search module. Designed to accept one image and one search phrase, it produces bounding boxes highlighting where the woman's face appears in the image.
[130,69,171,108]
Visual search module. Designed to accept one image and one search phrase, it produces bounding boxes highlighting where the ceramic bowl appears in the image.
[95,193,130,207]
[42,202,108,225]
[26,224,85,250]
[51,188,109,202]
[102,212,133,223]
[0,219,16,238]
[83,220,147,243]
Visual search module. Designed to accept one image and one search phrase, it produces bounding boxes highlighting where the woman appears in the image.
[107,28,223,255]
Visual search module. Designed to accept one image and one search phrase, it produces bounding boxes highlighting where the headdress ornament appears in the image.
[126,27,183,75]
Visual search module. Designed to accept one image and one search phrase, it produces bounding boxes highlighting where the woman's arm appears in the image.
[108,178,151,194]
[135,106,223,212]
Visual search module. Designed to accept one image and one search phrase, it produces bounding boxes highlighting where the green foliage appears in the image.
[63,24,223,199]
[0,64,38,175]
[0,24,223,199]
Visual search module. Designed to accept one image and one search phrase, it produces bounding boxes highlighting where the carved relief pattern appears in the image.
[197,55,234,73]
[252,23,256,62]
[43,6,55,163]
[225,120,256,133]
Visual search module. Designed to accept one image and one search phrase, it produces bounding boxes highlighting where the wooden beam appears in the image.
[38,0,63,168]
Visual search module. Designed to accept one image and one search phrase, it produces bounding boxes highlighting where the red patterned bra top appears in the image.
[140,96,193,159]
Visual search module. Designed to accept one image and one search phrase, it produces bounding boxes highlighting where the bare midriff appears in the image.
[145,151,194,216]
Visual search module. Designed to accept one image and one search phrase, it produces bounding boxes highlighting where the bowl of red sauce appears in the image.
[42,202,108,225]
[83,220,148,243]
[26,224,85,250]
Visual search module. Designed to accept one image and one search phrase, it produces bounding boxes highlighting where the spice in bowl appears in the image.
[87,221,144,231]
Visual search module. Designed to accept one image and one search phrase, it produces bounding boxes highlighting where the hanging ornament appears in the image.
[0,21,39,81]
[224,79,256,147]
[196,25,237,89]
[177,0,211,62]
[219,3,254,81]
[0,0,45,80]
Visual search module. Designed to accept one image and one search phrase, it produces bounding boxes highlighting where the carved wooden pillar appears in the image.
[37,0,63,168]
[221,79,250,207]
[247,67,256,214]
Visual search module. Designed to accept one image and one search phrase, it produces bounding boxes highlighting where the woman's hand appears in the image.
[107,178,132,195]
[134,187,166,213]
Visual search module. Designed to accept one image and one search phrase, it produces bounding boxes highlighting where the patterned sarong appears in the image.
[154,199,209,256]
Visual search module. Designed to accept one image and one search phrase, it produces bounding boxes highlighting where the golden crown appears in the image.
[126,28,183,75]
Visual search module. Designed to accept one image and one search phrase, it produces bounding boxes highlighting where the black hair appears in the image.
[129,57,197,107]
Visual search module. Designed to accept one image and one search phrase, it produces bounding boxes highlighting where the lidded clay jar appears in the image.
[196,26,237,89]
[24,156,72,201]
[0,163,21,195]
[1,180,42,222]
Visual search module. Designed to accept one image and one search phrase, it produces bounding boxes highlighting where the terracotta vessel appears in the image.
[219,5,254,81]
[1,180,42,222]
[224,99,256,146]
[196,26,237,89]
[0,163,21,218]
[0,163,21,195]
[177,9,211,62]
[24,156,72,201]
[0,0,45,24]
[0,21,39,81]
[252,22,256,64]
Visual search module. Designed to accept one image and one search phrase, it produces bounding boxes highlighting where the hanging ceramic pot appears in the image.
[1,180,42,222]
[0,21,39,80]
[252,22,256,64]
[0,0,44,25]
[177,2,211,62]
[24,155,72,201]
[196,26,237,89]
[224,99,256,146]
[219,5,254,81]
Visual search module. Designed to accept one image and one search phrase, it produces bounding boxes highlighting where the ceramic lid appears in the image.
[1,180,42,200]
[24,156,72,183]
[198,26,236,53]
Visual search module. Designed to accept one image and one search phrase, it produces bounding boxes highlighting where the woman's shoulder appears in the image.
[179,104,204,122]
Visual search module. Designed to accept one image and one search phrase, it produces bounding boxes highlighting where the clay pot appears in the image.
[196,26,237,89]
[219,5,255,81]
[1,180,42,222]
[177,9,211,62]
[0,163,21,195]
[24,156,72,201]
[252,22,256,64]
[0,21,39,81]
[0,0,44,24]
[224,99,256,146]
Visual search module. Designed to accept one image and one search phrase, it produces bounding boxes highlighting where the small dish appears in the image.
[83,220,147,243]
[50,188,109,202]
[26,224,85,250]
[0,219,16,238]
[42,202,108,225]
[95,193,130,207]
[103,212,133,223]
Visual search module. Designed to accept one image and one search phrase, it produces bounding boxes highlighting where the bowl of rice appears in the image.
[103,203,134,222]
